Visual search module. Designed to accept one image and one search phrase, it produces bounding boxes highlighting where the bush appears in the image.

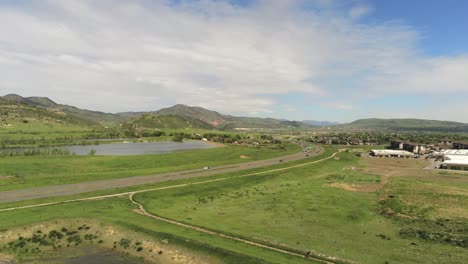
[119,238,131,249]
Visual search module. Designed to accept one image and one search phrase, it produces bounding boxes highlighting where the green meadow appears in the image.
[133,151,468,264]
[0,144,300,191]
[0,147,466,264]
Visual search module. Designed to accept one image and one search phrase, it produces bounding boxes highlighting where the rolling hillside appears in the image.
[154,104,225,126]
[125,114,215,130]
[9,94,467,133]
[154,104,312,130]
[0,97,101,132]
[1,95,315,130]
[339,118,468,132]
[1,94,128,126]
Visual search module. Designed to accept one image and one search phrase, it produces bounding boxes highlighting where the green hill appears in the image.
[1,95,313,130]
[26,96,59,108]
[154,104,225,126]
[125,114,215,130]
[1,94,129,126]
[340,118,468,132]
[52,104,129,126]
[0,97,102,132]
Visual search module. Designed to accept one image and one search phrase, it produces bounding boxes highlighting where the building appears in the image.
[390,140,428,154]
[438,139,453,149]
[453,141,468,150]
[370,149,414,158]
[403,142,427,154]
[390,140,404,150]
[438,149,468,156]
[441,155,468,171]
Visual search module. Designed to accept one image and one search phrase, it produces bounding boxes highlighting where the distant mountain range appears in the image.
[152,104,312,130]
[337,118,468,132]
[3,94,468,132]
[0,94,313,130]
[302,120,341,127]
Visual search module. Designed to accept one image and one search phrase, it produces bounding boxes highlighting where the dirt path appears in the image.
[128,193,337,264]
[0,148,323,204]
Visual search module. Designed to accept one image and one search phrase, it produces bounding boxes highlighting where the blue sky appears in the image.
[1,0,467,122]
[370,0,468,56]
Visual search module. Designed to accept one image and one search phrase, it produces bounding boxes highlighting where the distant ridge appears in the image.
[0,96,101,129]
[1,94,129,125]
[154,104,226,126]
[302,120,340,127]
[0,95,313,130]
[153,104,313,130]
[125,113,216,130]
[26,96,58,108]
[5,94,468,132]
[338,118,468,132]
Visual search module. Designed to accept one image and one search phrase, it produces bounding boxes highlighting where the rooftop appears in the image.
[443,155,468,165]
[371,149,414,156]
[441,149,468,155]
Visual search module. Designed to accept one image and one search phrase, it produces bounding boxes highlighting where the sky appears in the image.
[1,0,467,122]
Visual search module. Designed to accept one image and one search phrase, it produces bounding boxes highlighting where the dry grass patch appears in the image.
[0,219,221,264]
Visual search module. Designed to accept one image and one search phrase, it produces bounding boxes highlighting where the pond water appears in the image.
[63,141,216,156]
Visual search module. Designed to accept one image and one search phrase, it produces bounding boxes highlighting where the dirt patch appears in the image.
[325,183,358,191]
[325,179,388,193]
[0,219,220,264]
[361,157,428,177]
[361,157,468,183]
[0,176,12,180]
[0,253,13,264]
[239,155,250,159]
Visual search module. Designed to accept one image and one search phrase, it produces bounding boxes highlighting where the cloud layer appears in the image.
[0,0,467,120]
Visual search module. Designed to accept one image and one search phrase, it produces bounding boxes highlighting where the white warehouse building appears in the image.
[370,149,414,158]
[441,155,468,171]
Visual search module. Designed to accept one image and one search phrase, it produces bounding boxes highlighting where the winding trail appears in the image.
[129,192,336,264]
[0,148,324,203]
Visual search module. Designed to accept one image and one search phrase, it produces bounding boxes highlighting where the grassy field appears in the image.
[133,151,468,264]
[0,147,334,211]
[0,144,300,191]
[0,147,333,264]
[1,146,466,263]
[0,195,322,264]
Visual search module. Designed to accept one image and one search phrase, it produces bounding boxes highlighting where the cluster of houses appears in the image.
[369,140,468,171]
[390,140,468,154]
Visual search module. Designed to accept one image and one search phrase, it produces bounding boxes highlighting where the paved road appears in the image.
[0,148,323,203]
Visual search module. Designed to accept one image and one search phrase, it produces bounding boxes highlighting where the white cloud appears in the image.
[0,0,466,118]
